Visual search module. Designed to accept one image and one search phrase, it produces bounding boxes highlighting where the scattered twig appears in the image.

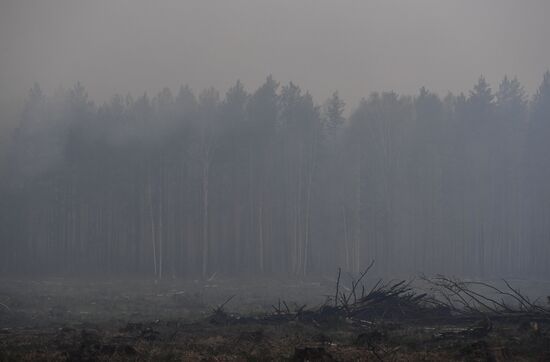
[283,301,291,314]
[212,295,235,313]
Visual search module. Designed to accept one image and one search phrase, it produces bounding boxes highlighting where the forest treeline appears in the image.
[1,73,550,279]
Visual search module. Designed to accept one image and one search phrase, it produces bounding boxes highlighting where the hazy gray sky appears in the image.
[1,0,550,109]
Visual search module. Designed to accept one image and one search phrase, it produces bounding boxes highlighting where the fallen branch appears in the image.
[212,295,235,314]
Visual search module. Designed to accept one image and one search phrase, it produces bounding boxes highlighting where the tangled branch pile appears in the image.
[264,262,550,325]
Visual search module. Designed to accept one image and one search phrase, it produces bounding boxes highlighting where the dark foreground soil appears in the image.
[1,278,549,361]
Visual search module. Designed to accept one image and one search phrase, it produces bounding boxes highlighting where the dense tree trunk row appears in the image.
[1,74,550,279]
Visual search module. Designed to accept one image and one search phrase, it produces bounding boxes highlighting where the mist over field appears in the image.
[1,2,550,360]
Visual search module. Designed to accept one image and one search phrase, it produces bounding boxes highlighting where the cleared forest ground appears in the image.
[0,277,549,361]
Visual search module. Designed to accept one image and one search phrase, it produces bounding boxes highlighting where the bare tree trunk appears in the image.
[259,194,264,273]
[342,206,350,270]
[201,155,210,279]
[158,165,164,280]
[148,175,157,279]
[354,144,361,273]
[303,130,318,276]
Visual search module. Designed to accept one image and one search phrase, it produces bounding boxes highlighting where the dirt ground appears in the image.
[0,277,549,361]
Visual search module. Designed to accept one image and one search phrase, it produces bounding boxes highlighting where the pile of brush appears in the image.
[330,261,450,322]
[212,260,549,327]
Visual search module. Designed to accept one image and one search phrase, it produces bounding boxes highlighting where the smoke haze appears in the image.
[2,0,550,108]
